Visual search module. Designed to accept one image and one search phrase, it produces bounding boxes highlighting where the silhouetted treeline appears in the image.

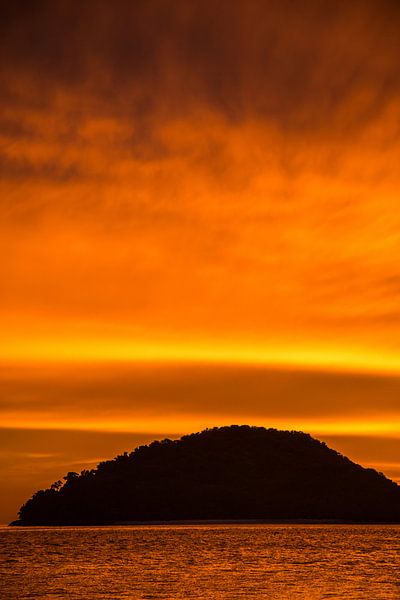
[13,425,400,525]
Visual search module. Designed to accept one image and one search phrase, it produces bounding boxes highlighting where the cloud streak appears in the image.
[2,363,400,432]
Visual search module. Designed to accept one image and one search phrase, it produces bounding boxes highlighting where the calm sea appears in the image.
[0,524,399,599]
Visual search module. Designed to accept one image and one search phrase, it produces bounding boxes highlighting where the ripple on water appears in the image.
[0,525,399,599]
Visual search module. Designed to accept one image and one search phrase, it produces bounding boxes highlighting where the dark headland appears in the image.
[11,425,400,525]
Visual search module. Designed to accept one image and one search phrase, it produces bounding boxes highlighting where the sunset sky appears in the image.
[1,0,400,523]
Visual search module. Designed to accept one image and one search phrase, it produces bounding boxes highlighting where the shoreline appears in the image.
[9,518,400,527]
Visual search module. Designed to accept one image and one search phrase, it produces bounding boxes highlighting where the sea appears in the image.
[0,524,399,599]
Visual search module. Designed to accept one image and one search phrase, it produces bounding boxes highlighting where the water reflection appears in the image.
[0,525,399,599]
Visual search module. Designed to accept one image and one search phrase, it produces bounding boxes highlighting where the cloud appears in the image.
[1,2,400,417]
[0,152,83,182]
[2,1,400,136]
[2,363,400,431]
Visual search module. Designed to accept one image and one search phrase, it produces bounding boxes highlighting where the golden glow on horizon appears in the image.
[3,334,400,376]
[3,412,400,438]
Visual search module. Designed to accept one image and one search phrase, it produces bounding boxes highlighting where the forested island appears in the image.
[12,425,400,525]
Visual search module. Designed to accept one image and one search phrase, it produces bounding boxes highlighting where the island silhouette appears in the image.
[11,425,400,525]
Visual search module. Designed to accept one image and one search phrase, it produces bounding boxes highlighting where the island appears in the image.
[11,425,400,525]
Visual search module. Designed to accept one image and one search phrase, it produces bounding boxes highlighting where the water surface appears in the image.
[1,524,399,599]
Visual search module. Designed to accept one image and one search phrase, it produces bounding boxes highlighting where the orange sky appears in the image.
[1,0,400,523]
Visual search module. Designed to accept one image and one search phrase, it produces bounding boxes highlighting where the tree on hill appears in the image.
[13,425,400,525]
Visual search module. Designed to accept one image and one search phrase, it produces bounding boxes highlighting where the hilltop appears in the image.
[12,425,400,525]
